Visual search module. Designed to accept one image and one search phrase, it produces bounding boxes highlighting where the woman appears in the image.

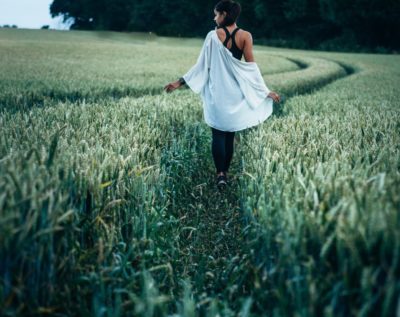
[164,0,281,189]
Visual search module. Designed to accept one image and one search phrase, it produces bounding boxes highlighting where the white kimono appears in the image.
[183,30,273,132]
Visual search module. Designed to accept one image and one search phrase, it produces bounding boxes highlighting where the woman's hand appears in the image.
[267,91,281,103]
[164,80,181,93]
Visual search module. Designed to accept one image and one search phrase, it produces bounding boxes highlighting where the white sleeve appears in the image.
[182,32,212,94]
[231,60,271,109]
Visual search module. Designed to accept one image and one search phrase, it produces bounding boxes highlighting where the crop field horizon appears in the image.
[0,28,399,317]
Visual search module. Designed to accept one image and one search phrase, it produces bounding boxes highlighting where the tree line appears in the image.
[50,0,400,53]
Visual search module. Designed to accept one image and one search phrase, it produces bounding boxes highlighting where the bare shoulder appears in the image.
[235,29,252,48]
[240,30,253,42]
[215,28,225,40]
[216,28,225,36]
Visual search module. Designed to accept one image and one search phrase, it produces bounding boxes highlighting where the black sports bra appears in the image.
[217,26,243,60]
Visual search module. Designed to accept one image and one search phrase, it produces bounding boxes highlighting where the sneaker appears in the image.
[216,174,227,189]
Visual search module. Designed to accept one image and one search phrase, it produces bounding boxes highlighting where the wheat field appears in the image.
[0,28,399,317]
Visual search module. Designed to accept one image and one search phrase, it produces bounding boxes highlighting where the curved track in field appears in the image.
[0,53,354,116]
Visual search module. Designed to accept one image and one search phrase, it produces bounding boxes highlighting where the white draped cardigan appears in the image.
[182,30,273,132]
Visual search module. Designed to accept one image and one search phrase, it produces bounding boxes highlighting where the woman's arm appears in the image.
[243,31,255,63]
[164,31,213,94]
[243,32,281,103]
[164,77,185,93]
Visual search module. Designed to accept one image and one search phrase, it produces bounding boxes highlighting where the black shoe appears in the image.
[216,174,227,189]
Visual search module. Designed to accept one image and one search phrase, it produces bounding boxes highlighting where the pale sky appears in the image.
[0,0,70,29]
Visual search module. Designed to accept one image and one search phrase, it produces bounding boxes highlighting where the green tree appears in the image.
[49,0,400,51]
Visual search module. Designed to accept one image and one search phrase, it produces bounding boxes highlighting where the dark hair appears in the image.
[215,0,241,27]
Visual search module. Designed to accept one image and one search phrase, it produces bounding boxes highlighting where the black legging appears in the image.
[211,127,235,174]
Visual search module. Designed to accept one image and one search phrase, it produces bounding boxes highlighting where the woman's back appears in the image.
[216,25,243,60]
[216,26,254,62]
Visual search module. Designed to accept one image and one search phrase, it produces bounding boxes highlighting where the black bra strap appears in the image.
[231,28,240,39]
[219,26,240,47]
[221,26,231,46]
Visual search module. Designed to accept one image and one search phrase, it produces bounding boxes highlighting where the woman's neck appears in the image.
[221,23,237,30]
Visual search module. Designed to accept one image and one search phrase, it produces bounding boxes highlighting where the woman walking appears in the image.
[164,0,281,189]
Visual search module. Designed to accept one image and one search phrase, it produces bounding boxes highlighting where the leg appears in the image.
[224,131,235,172]
[211,127,226,174]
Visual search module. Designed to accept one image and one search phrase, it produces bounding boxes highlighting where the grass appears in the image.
[0,28,399,316]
